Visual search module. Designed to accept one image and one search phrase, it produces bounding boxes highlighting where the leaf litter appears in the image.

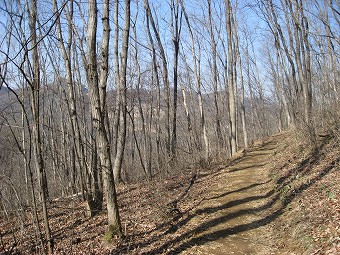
[0,131,338,254]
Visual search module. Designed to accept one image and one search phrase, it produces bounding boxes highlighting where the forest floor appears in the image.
[1,130,339,254]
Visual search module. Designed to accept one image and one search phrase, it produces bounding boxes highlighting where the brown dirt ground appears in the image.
[1,131,339,254]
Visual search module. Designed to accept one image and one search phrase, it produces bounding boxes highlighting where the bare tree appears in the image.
[144,3,163,174]
[28,0,53,253]
[144,0,171,157]
[207,0,223,155]
[181,0,210,162]
[259,0,315,141]
[112,0,131,185]
[232,7,248,149]
[170,0,182,161]
[85,0,123,237]
[225,0,237,156]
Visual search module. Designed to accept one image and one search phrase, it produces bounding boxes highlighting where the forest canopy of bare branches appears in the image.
[0,0,338,254]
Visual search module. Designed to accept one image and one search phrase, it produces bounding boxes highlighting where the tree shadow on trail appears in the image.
[115,134,337,254]
[141,156,338,255]
[159,183,274,238]
[115,180,271,253]
[141,191,280,255]
[196,139,277,182]
[208,180,271,201]
[228,163,267,173]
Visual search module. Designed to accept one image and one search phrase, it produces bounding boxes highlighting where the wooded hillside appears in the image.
[0,0,338,254]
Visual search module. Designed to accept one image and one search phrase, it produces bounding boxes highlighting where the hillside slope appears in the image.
[1,131,339,254]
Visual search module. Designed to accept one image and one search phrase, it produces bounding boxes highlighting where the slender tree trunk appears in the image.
[86,0,123,236]
[263,0,299,126]
[170,0,182,161]
[208,0,223,155]
[20,84,44,253]
[234,27,248,148]
[181,0,209,162]
[226,0,237,156]
[181,81,193,153]
[28,0,52,253]
[53,0,95,205]
[133,21,152,179]
[144,0,171,156]
[323,2,339,108]
[112,0,130,184]
[145,10,162,174]
[276,42,292,127]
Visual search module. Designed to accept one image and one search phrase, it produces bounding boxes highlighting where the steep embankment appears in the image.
[268,130,339,254]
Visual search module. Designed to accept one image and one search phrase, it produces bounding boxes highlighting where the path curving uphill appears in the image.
[174,134,284,255]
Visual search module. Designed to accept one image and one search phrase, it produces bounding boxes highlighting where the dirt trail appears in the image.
[2,131,338,255]
[178,134,283,255]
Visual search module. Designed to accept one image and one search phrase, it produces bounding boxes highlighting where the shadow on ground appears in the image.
[116,134,339,255]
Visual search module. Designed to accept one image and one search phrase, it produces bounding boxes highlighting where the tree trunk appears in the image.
[144,0,171,157]
[170,0,182,161]
[112,0,130,184]
[145,10,162,174]
[182,0,209,162]
[208,0,223,155]
[233,24,248,148]
[28,0,53,253]
[53,0,95,205]
[86,0,122,237]
[226,0,237,156]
